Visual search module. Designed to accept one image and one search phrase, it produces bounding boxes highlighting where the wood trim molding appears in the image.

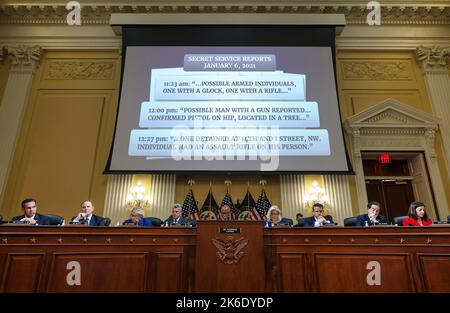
[344,98,449,219]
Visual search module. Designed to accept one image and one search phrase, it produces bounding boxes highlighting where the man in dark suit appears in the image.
[218,205,234,220]
[302,203,334,227]
[356,201,388,226]
[164,204,193,226]
[71,200,107,226]
[12,198,50,225]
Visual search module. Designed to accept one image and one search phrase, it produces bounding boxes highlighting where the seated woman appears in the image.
[264,205,291,227]
[123,207,153,226]
[402,201,433,226]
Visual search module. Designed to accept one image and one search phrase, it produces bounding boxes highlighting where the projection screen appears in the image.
[105,26,352,173]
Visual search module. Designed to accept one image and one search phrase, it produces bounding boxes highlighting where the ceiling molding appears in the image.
[0,3,449,25]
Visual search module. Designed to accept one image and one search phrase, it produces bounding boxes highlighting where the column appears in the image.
[323,175,353,226]
[0,45,42,205]
[344,126,369,214]
[416,45,450,171]
[279,174,306,219]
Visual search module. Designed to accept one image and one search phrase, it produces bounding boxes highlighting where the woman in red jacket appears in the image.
[402,201,433,226]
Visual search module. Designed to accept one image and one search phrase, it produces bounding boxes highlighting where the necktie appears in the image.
[86,217,89,225]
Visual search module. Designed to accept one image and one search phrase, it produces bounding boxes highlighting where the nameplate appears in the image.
[219,227,241,234]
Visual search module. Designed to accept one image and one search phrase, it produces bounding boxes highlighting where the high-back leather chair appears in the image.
[393,216,409,226]
[344,216,358,226]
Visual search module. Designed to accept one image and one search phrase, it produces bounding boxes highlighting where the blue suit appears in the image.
[303,215,334,227]
[123,217,153,226]
[71,214,106,226]
[264,218,292,227]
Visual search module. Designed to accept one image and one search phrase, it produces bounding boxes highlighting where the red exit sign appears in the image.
[379,153,391,164]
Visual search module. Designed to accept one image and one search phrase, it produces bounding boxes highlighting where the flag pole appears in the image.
[247,180,250,209]
[208,180,212,214]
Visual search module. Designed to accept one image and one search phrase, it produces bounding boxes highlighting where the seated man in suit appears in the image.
[356,201,388,226]
[164,204,192,226]
[71,200,106,226]
[123,206,152,226]
[264,205,291,227]
[296,213,304,223]
[303,203,334,227]
[218,204,233,220]
[12,198,50,225]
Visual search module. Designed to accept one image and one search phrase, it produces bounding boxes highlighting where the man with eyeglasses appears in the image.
[303,203,334,227]
[163,204,195,226]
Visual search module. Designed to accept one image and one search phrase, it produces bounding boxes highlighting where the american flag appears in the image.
[251,189,271,220]
[182,189,199,220]
[201,189,219,213]
[219,190,236,220]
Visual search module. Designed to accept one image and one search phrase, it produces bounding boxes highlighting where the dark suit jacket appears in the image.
[164,215,194,226]
[303,215,334,227]
[123,217,153,226]
[71,214,106,226]
[356,214,388,226]
[12,213,50,225]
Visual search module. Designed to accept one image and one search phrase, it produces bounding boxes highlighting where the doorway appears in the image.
[365,180,414,221]
[362,152,438,221]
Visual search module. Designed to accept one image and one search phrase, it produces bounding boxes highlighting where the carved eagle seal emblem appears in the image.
[211,236,249,264]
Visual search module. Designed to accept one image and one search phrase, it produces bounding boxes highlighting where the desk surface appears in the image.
[1,224,449,293]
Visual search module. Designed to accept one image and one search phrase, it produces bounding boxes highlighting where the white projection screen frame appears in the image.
[105,25,353,174]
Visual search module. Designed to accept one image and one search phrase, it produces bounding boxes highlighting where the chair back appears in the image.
[44,214,65,226]
[344,216,358,226]
[393,216,409,226]
[149,217,163,226]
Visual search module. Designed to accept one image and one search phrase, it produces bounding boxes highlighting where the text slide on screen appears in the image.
[109,46,349,172]
[129,54,329,159]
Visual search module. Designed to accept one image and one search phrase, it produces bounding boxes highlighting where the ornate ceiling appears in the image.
[1,1,449,25]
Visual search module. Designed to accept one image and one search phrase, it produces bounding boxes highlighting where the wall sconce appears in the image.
[304,180,330,212]
[126,181,150,209]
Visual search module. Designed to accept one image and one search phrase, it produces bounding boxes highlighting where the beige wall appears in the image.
[1,50,121,221]
[1,48,449,221]
[336,50,450,214]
